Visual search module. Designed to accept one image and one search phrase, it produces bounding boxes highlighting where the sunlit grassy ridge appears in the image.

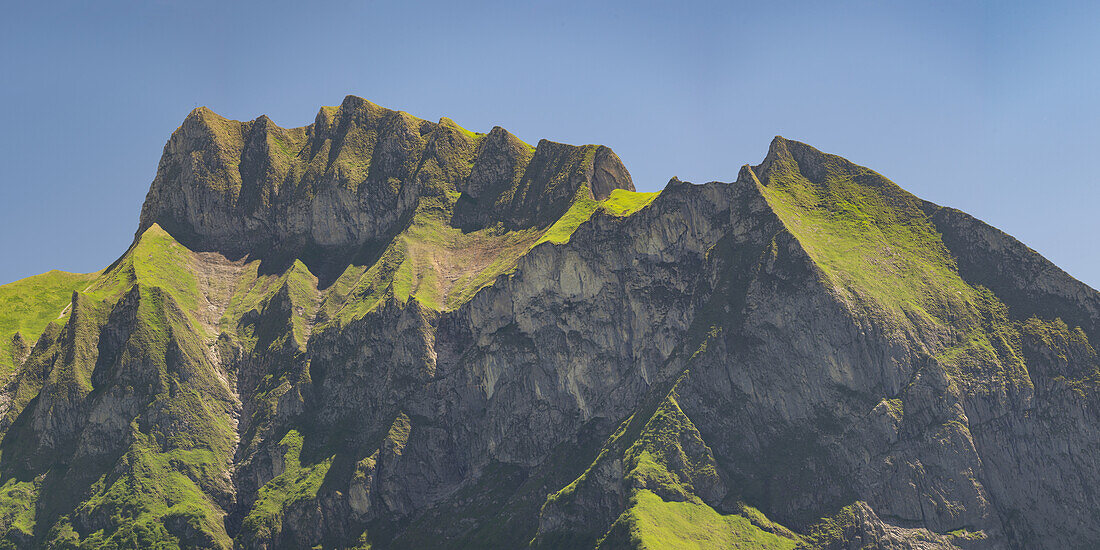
[753,145,977,325]
[602,490,797,550]
[84,224,200,307]
[76,223,209,345]
[752,139,1039,387]
[222,259,319,351]
[0,184,656,373]
[0,270,96,377]
[320,188,660,326]
[0,228,237,548]
[544,390,799,549]
[538,188,658,246]
[602,188,660,217]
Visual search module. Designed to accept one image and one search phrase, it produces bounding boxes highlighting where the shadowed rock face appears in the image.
[2,103,1099,550]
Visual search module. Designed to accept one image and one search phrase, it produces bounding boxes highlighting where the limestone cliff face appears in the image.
[137,95,633,259]
[1,101,1099,550]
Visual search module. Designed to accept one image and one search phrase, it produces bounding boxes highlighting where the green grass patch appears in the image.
[603,490,797,550]
[316,195,545,323]
[797,504,860,548]
[623,395,718,501]
[537,186,601,245]
[537,187,659,246]
[438,116,482,142]
[98,225,201,311]
[948,528,987,541]
[0,478,37,540]
[80,224,207,341]
[70,425,232,549]
[239,430,334,544]
[42,291,110,395]
[602,189,659,217]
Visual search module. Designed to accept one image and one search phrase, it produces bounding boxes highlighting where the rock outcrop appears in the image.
[137,95,633,263]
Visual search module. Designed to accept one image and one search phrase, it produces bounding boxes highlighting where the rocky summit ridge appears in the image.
[0,96,1099,549]
[137,95,633,269]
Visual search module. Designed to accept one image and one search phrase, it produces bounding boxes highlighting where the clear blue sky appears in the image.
[2,1,1098,287]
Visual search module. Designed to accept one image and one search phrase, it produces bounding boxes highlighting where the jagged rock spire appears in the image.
[137,96,633,257]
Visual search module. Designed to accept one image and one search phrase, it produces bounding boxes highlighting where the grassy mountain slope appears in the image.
[0,271,97,377]
[0,221,240,546]
[749,137,1039,390]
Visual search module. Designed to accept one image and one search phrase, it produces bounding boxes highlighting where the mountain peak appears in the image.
[755,135,839,185]
[137,98,633,262]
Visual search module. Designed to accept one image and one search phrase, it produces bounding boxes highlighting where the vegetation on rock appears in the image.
[0,104,1097,549]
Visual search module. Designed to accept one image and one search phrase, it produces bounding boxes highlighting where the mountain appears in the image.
[1,96,1098,549]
